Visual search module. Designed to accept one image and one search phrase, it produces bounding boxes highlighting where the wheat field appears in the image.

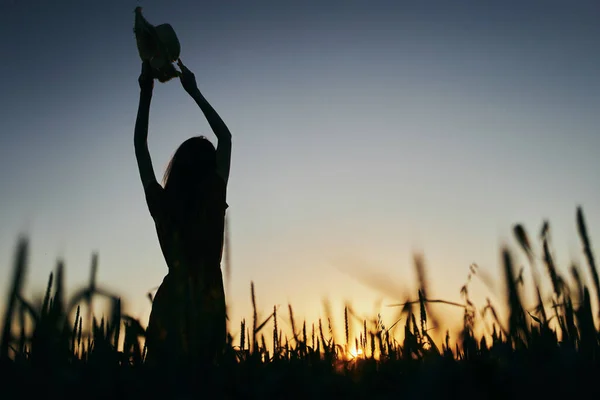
[0,207,599,399]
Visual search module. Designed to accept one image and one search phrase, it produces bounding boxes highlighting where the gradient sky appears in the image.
[1,0,599,341]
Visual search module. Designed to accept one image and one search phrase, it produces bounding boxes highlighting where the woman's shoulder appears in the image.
[144,180,166,220]
[207,172,228,209]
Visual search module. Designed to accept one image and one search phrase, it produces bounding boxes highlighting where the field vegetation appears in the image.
[1,207,599,399]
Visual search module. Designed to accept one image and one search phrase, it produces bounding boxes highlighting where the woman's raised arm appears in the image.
[177,59,232,184]
[134,61,158,189]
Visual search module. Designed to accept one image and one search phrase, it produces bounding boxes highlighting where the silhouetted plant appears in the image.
[1,207,600,398]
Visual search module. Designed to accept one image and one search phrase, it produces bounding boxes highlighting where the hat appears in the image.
[134,7,181,82]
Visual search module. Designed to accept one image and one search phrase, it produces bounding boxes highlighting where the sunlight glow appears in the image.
[348,347,363,360]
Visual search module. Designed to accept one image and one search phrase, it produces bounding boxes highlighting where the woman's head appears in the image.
[163,136,216,192]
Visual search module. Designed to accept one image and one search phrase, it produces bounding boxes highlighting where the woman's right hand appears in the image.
[177,59,199,95]
[138,60,154,92]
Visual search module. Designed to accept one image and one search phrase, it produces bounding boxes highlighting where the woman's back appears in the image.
[146,172,228,281]
[144,172,228,365]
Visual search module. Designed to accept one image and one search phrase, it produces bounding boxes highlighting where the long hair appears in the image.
[162,136,217,221]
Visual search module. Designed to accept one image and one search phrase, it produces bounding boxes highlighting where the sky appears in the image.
[0,0,599,343]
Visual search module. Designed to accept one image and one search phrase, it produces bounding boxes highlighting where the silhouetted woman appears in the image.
[134,59,232,367]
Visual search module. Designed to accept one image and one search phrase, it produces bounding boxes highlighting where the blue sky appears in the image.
[1,0,599,340]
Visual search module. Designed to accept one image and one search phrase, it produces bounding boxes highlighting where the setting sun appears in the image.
[348,347,364,360]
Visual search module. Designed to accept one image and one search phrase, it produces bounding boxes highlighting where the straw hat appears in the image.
[134,7,181,82]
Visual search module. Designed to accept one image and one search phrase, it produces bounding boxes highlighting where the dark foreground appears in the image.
[3,350,600,399]
[2,206,600,399]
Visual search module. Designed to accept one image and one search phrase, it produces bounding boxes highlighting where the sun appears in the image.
[348,347,364,360]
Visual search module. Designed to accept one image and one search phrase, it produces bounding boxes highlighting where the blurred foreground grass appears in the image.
[1,207,600,399]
